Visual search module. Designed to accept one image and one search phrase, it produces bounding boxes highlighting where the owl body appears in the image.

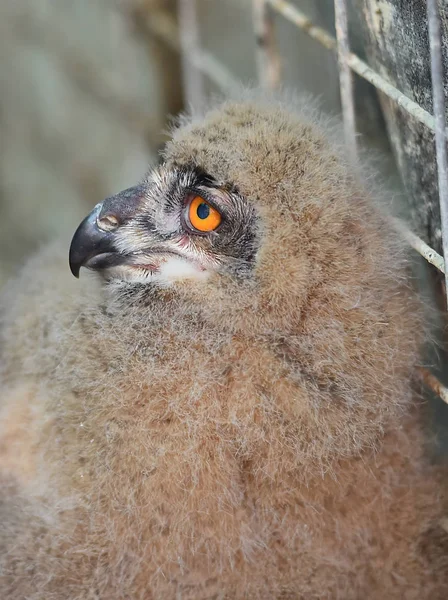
[1,92,447,598]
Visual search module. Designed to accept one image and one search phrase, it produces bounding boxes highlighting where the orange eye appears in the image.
[188,196,222,232]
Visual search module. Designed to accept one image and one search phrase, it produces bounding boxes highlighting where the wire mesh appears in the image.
[427,0,448,303]
[173,0,448,405]
[252,0,281,90]
[334,0,357,161]
[266,0,442,133]
[177,0,205,111]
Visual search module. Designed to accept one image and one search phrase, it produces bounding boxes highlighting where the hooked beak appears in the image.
[69,184,146,278]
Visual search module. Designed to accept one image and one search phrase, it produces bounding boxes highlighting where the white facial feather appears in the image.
[102,256,210,286]
[157,256,210,286]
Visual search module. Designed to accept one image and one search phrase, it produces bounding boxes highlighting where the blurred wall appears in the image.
[0,0,170,286]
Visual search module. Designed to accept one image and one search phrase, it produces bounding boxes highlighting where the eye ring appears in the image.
[186,195,222,233]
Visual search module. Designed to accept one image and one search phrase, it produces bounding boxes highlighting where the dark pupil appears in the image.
[197,202,210,220]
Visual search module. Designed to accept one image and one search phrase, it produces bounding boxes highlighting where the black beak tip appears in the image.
[68,185,145,279]
[69,259,81,278]
[68,207,103,279]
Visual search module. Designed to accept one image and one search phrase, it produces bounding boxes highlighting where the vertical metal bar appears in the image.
[427,0,448,304]
[178,0,205,112]
[252,0,281,90]
[334,0,357,161]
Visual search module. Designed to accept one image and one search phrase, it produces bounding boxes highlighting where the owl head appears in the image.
[69,92,409,335]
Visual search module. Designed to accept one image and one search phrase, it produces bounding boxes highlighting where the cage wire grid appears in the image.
[175,0,448,405]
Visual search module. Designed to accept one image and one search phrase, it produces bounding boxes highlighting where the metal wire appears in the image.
[417,367,448,406]
[427,0,448,306]
[252,0,281,90]
[266,0,440,135]
[334,0,357,160]
[393,218,445,274]
[178,0,205,111]
[143,8,240,93]
[266,0,336,51]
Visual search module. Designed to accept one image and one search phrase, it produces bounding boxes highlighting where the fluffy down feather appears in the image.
[0,90,447,599]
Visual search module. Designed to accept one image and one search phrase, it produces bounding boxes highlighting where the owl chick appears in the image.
[1,91,447,599]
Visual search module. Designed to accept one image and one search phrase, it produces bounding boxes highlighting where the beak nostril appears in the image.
[70,183,145,278]
[97,214,120,232]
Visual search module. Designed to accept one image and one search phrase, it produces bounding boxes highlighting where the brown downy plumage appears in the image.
[1,90,447,599]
